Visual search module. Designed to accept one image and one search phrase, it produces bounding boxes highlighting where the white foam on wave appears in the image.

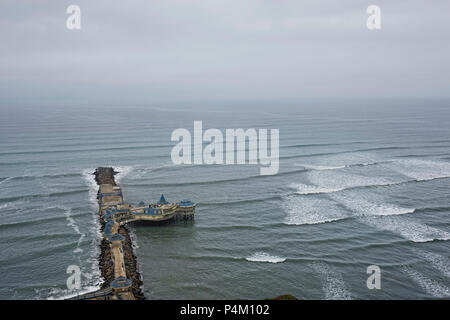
[289,183,344,195]
[289,158,448,196]
[334,194,443,243]
[295,181,446,243]
[46,284,104,300]
[296,164,346,171]
[81,168,103,295]
[114,166,133,183]
[330,193,415,217]
[401,266,450,297]
[84,221,103,288]
[287,171,402,197]
[82,168,98,209]
[286,158,450,245]
[39,169,105,300]
[309,262,353,300]
[414,249,450,278]
[387,159,450,182]
[128,226,140,250]
[53,205,85,254]
[302,153,393,171]
[361,216,450,243]
[283,194,347,225]
[246,252,286,263]
[363,205,415,216]
[304,152,380,167]
[307,170,396,193]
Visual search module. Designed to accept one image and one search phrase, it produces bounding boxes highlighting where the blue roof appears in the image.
[104,220,114,235]
[157,194,168,204]
[109,233,124,242]
[104,209,129,220]
[179,199,195,206]
[103,211,114,220]
[110,276,132,289]
[105,220,114,227]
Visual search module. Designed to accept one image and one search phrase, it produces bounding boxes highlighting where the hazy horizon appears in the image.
[1,0,450,108]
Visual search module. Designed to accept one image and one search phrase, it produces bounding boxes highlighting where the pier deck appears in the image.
[69,167,196,300]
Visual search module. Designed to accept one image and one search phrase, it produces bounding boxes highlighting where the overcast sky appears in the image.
[0,0,449,107]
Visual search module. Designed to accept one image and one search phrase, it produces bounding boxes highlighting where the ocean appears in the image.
[0,99,449,299]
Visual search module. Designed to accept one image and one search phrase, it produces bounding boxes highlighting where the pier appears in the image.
[69,167,196,300]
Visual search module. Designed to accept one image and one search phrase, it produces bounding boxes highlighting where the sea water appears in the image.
[0,99,449,299]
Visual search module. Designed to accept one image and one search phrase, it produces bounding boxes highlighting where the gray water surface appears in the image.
[0,100,449,299]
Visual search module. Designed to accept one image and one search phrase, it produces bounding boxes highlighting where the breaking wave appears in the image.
[246,252,286,263]
[309,262,353,300]
[295,160,391,171]
[290,183,345,195]
[329,193,416,217]
[414,249,450,278]
[283,195,348,225]
[387,159,450,182]
[289,159,450,196]
[297,164,346,171]
[114,166,134,183]
[361,216,450,243]
[402,266,450,297]
[58,205,85,254]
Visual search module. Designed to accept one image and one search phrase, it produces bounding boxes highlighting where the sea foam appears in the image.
[283,195,347,225]
[387,159,450,181]
[309,262,353,300]
[402,266,450,297]
[330,193,416,217]
[290,183,344,195]
[246,252,286,263]
[414,249,450,278]
[361,216,450,243]
[114,166,133,183]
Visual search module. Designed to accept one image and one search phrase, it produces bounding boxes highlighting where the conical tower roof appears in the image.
[158,194,168,204]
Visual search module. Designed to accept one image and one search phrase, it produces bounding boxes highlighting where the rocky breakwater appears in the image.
[94,167,144,300]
